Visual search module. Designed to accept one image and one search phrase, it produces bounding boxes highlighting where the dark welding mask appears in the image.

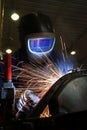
[18,12,55,57]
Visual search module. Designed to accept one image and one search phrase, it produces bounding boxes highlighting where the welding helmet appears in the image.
[18,12,55,57]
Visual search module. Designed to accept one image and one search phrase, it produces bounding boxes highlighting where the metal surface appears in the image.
[58,76,87,113]
[49,70,87,115]
[24,70,87,117]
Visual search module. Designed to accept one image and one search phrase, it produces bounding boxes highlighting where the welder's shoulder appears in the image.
[12,48,28,66]
[12,48,22,65]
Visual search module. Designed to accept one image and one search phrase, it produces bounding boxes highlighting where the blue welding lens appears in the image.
[27,38,55,55]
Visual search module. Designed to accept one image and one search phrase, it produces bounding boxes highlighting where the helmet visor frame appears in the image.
[26,33,55,55]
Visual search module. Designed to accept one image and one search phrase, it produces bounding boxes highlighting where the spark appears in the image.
[14,55,64,118]
[12,44,75,117]
[15,57,64,99]
[0,42,75,117]
[0,48,85,118]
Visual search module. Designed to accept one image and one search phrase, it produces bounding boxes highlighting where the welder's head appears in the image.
[18,12,55,58]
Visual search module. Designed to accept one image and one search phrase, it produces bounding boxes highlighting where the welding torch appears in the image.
[0,53,15,122]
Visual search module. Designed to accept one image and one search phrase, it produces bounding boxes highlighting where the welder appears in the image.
[13,12,74,74]
[0,12,58,121]
[9,12,87,130]
[13,12,57,66]
[13,12,58,119]
[0,12,74,121]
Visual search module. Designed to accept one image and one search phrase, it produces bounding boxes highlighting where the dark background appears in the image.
[1,0,87,66]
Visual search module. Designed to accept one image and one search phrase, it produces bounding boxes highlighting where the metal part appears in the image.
[25,70,87,117]
[49,70,87,115]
